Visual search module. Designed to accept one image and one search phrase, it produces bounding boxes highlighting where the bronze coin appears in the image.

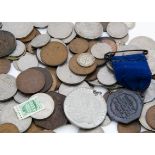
[0,30,16,57]
[95,58,106,66]
[40,42,68,66]
[117,121,141,133]
[25,122,44,133]
[69,54,97,75]
[34,91,68,130]
[0,59,11,74]
[86,67,100,81]
[0,123,19,133]
[146,105,155,129]
[16,68,45,94]
[69,38,89,54]
[32,67,53,92]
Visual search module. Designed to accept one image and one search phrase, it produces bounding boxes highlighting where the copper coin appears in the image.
[0,30,16,57]
[32,67,53,92]
[0,59,11,74]
[95,58,106,66]
[34,91,68,130]
[86,67,100,81]
[117,121,141,133]
[69,38,89,54]
[40,42,68,66]
[0,123,19,133]
[69,54,97,75]
[16,68,45,94]
[25,122,44,133]
[146,105,155,129]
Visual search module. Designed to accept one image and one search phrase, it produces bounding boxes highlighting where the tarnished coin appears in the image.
[59,81,90,96]
[33,22,48,28]
[16,68,45,94]
[107,89,143,124]
[31,34,50,48]
[62,29,76,44]
[146,105,155,129]
[117,121,141,133]
[10,40,25,57]
[14,91,30,104]
[0,30,16,57]
[34,91,68,130]
[91,43,112,59]
[123,22,135,29]
[97,66,116,85]
[139,101,155,131]
[129,36,155,50]
[75,22,103,39]
[79,126,104,133]
[26,122,44,133]
[107,22,128,38]
[0,59,11,74]
[0,74,17,101]
[48,22,73,39]
[64,88,107,129]
[2,22,33,39]
[30,93,55,119]
[17,53,38,71]
[0,123,19,133]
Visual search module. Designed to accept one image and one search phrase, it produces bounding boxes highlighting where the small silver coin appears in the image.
[10,40,25,57]
[31,34,50,48]
[91,43,112,59]
[0,101,32,132]
[123,22,135,29]
[62,29,76,44]
[0,74,17,101]
[64,88,107,129]
[75,22,103,39]
[30,93,55,119]
[14,91,30,104]
[36,48,45,64]
[107,22,128,39]
[59,81,91,96]
[79,126,104,133]
[48,22,73,39]
[97,66,117,86]
[33,22,48,28]
[17,53,38,71]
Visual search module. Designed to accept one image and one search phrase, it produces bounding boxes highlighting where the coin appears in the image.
[97,66,116,85]
[101,116,111,127]
[48,22,73,39]
[88,79,102,86]
[2,22,33,39]
[17,53,38,71]
[107,89,143,124]
[33,22,48,28]
[117,121,141,133]
[95,58,106,66]
[75,22,103,39]
[146,105,155,129]
[91,42,112,59]
[85,68,100,81]
[0,123,19,133]
[147,50,155,75]
[0,59,11,74]
[30,93,55,119]
[101,22,109,31]
[123,22,136,29]
[62,29,76,44]
[31,34,50,48]
[64,88,107,129]
[93,86,108,96]
[69,38,89,54]
[77,53,95,67]
[40,42,68,66]
[13,60,20,71]
[26,122,44,133]
[14,91,30,104]
[0,30,16,57]
[59,81,90,96]
[34,91,68,130]
[0,74,17,101]
[79,126,104,133]
[16,68,45,94]
[114,34,129,45]
[0,101,32,132]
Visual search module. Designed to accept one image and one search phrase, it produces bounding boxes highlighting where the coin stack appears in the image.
[0,22,155,133]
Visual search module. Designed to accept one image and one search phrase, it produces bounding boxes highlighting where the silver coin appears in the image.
[101,116,111,127]
[129,36,155,50]
[117,44,140,51]
[62,29,76,43]
[64,88,107,129]
[77,53,95,67]
[139,101,155,131]
[0,100,12,113]
[2,22,33,39]
[33,22,48,28]
[97,66,117,86]
[0,101,32,132]
[13,60,20,71]
[0,74,17,101]
[75,22,103,39]
[59,81,91,96]
[91,43,112,59]
[123,22,135,29]
[79,126,104,133]
[93,86,108,96]
[17,53,38,71]
[36,48,45,64]
[14,91,30,104]
[48,22,73,39]
[88,79,102,86]
[30,93,55,119]
[10,40,25,57]
[114,34,129,45]
[147,50,155,74]
[107,22,128,39]
[51,38,66,46]
[31,34,50,48]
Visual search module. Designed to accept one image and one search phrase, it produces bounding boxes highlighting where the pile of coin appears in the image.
[0,22,155,133]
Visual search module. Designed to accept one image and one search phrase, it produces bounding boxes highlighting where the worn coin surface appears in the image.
[0,123,19,133]
[146,105,155,129]
[26,122,44,133]
[62,29,76,44]
[64,88,107,129]
[14,91,30,104]
[0,59,11,74]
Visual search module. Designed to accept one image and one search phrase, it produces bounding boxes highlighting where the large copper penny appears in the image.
[0,123,19,133]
